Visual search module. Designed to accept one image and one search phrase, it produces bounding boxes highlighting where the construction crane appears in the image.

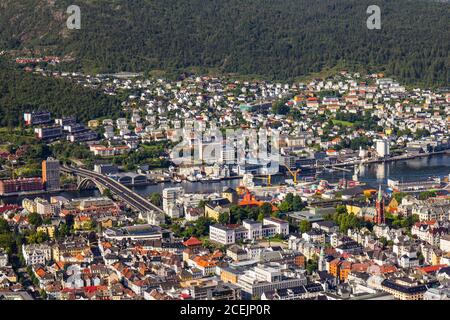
[283,164,301,184]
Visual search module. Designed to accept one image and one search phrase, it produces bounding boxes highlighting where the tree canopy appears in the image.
[0,0,448,86]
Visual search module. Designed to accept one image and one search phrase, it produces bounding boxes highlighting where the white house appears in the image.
[22,244,52,265]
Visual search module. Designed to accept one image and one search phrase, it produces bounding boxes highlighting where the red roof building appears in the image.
[182,237,203,248]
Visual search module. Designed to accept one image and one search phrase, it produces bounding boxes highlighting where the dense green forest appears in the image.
[0,0,448,86]
[0,58,121,126]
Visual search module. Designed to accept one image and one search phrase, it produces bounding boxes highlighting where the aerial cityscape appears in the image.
[0,0,449,303]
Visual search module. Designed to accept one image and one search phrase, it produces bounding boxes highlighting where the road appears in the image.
[61,166,164,214]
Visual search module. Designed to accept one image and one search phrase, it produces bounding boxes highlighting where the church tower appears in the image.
[318,247,326,272]
[375,185,385,225]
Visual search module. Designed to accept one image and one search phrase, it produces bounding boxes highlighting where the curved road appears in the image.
[61,166,164,214]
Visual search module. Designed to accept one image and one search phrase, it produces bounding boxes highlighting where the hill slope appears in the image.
[0,0,449,85]
[0,59,121,127]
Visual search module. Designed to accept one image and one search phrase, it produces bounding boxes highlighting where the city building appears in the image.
[0,250,8,267]
[35,198,60,215]
[222,187,239,205]
[162,187,185,218]
[0,178,43,195]
[209,218,289,245]
[34,126,63,140]
[94,164,118,175]
[22,244,52,265]
[22,198,37,213]
[42,157,60,191]
[191,280,241,300]
[24,111,52,126]
[375,139,390,158]
[103,225,172,241]
[205,198,232,221]
[440,235,450,253]
[380,279,429,300]
[236,264,307,299]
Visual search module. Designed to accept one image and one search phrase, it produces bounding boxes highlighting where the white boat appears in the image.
[186,175,198,182]
[200,176,222,183]
[173,177,182,183]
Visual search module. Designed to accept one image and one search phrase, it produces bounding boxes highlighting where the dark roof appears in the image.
[304,283,324,293]
[307,229,325,235]
[207,198,231,208]
[264,286,306,298]
[438,267,450,276]
[222,187,237,194]
[381,279,427,294]
[161,243,186,249]
[227,245,246,254]
[341,186,365,196]
[336,242,360,250]
[270,246,283,252]
[317,271,335,281]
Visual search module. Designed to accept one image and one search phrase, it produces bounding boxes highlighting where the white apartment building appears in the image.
[22,244,52,265]
[236,264,307,299]
[162,187,185,218]
[440,235,450,253]
[209,218,289,245]
[0,250,8,267]
[35,198,60,215]
[375,139,390,157]
[262,217,289,236]
[209,225,236,245]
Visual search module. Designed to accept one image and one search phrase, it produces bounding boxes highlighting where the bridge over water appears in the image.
[61,166,164,214]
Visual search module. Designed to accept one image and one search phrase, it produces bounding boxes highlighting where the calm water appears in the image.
[126,154,450,196]
[320,154,450,185]
[3,155,449,204]
[133,154,450,195]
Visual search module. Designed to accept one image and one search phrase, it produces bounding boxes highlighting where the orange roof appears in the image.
[102,241,112,249]
[197,260,217,268]
[239,192,278,211]
[193,256,217,268]
[340,252,352,259]
[211,250,223,259]
[351,263,370,272]
[417,264,447,274]
[329,258,341,266]
[414,220,437,227]
[341,261,352,269]
[55,261,65,270]
[35,268,46,278]
[77,216,91,222]
[76,253,85,261]
[379,265,397,273]
[183,237,203,247]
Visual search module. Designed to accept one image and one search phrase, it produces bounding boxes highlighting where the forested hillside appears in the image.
[0,59,121,127]
[0,0,449,85]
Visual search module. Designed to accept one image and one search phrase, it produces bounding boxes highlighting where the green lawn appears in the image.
[332,119,354,127]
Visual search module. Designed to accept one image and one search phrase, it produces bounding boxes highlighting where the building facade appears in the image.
[42,157,60,191]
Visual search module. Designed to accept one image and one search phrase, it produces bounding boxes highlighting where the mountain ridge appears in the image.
[0,0,449,86]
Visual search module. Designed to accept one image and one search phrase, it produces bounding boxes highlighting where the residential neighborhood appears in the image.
[0,67,449,301]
